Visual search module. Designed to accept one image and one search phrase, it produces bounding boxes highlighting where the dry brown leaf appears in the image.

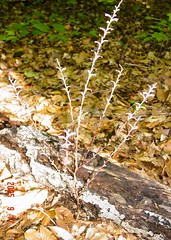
[25,228,42,240]
[46,104,59,113]
[156,88,170,101]
[6,229,20,234]
[138,156,163,167]
[55,219,68,231]
[55,206,74,223]
[72,51,89,66]
[166,92,171,103]
[163,139,171,154]
[145,116,166,128]
[41,210,55,226]
[165,78,171,88]
[40,225,57,240]
[165,158,171,177]
[27,211,44,224]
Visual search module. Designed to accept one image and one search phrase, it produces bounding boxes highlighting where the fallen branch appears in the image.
[0,120,170,240]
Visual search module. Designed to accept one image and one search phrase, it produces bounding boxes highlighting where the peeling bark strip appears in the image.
[0,121,171,240]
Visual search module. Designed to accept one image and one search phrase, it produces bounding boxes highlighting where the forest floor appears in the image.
[0,0,171,239]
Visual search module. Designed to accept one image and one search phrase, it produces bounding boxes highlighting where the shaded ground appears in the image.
[0,0,171,239]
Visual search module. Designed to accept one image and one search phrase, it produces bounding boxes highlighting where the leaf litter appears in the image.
[0,0,171,239]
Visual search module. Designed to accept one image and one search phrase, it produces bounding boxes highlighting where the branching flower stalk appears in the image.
[75,0,124,169]
[8,77,36,130]
[119,83,157,133]
[86,83,157,186]
[56,59,74,123]
[110,83,157,157]
[9,77,27,113]
[88,65,123,148]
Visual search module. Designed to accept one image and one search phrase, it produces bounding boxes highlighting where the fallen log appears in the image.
[0,120,171,240]
[77,158,171,240]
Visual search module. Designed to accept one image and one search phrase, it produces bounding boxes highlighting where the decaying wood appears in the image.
[77,159,171,240]
[0,119,171,240]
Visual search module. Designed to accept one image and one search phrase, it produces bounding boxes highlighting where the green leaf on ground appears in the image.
[48,34,68,42]
[25,70,40,78]
[88,30,98,37]
[152,32,168,41]
[0,35,18,42]
[52,24,65,33]
[32,21,50,32]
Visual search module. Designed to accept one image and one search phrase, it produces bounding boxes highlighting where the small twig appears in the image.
[32,206,57,226]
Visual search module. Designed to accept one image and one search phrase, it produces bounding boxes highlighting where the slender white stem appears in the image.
[86,83,157,185]
[8,77,33,123]
[110,83,157,156]
[110,117,140,157]
[56,59,74,123]
[75,0,124,169]
[89,65,123,147]
[119,83,157,133]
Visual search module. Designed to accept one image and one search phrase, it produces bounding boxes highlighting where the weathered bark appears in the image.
[0,118,171,240]
[77,159,171,240]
